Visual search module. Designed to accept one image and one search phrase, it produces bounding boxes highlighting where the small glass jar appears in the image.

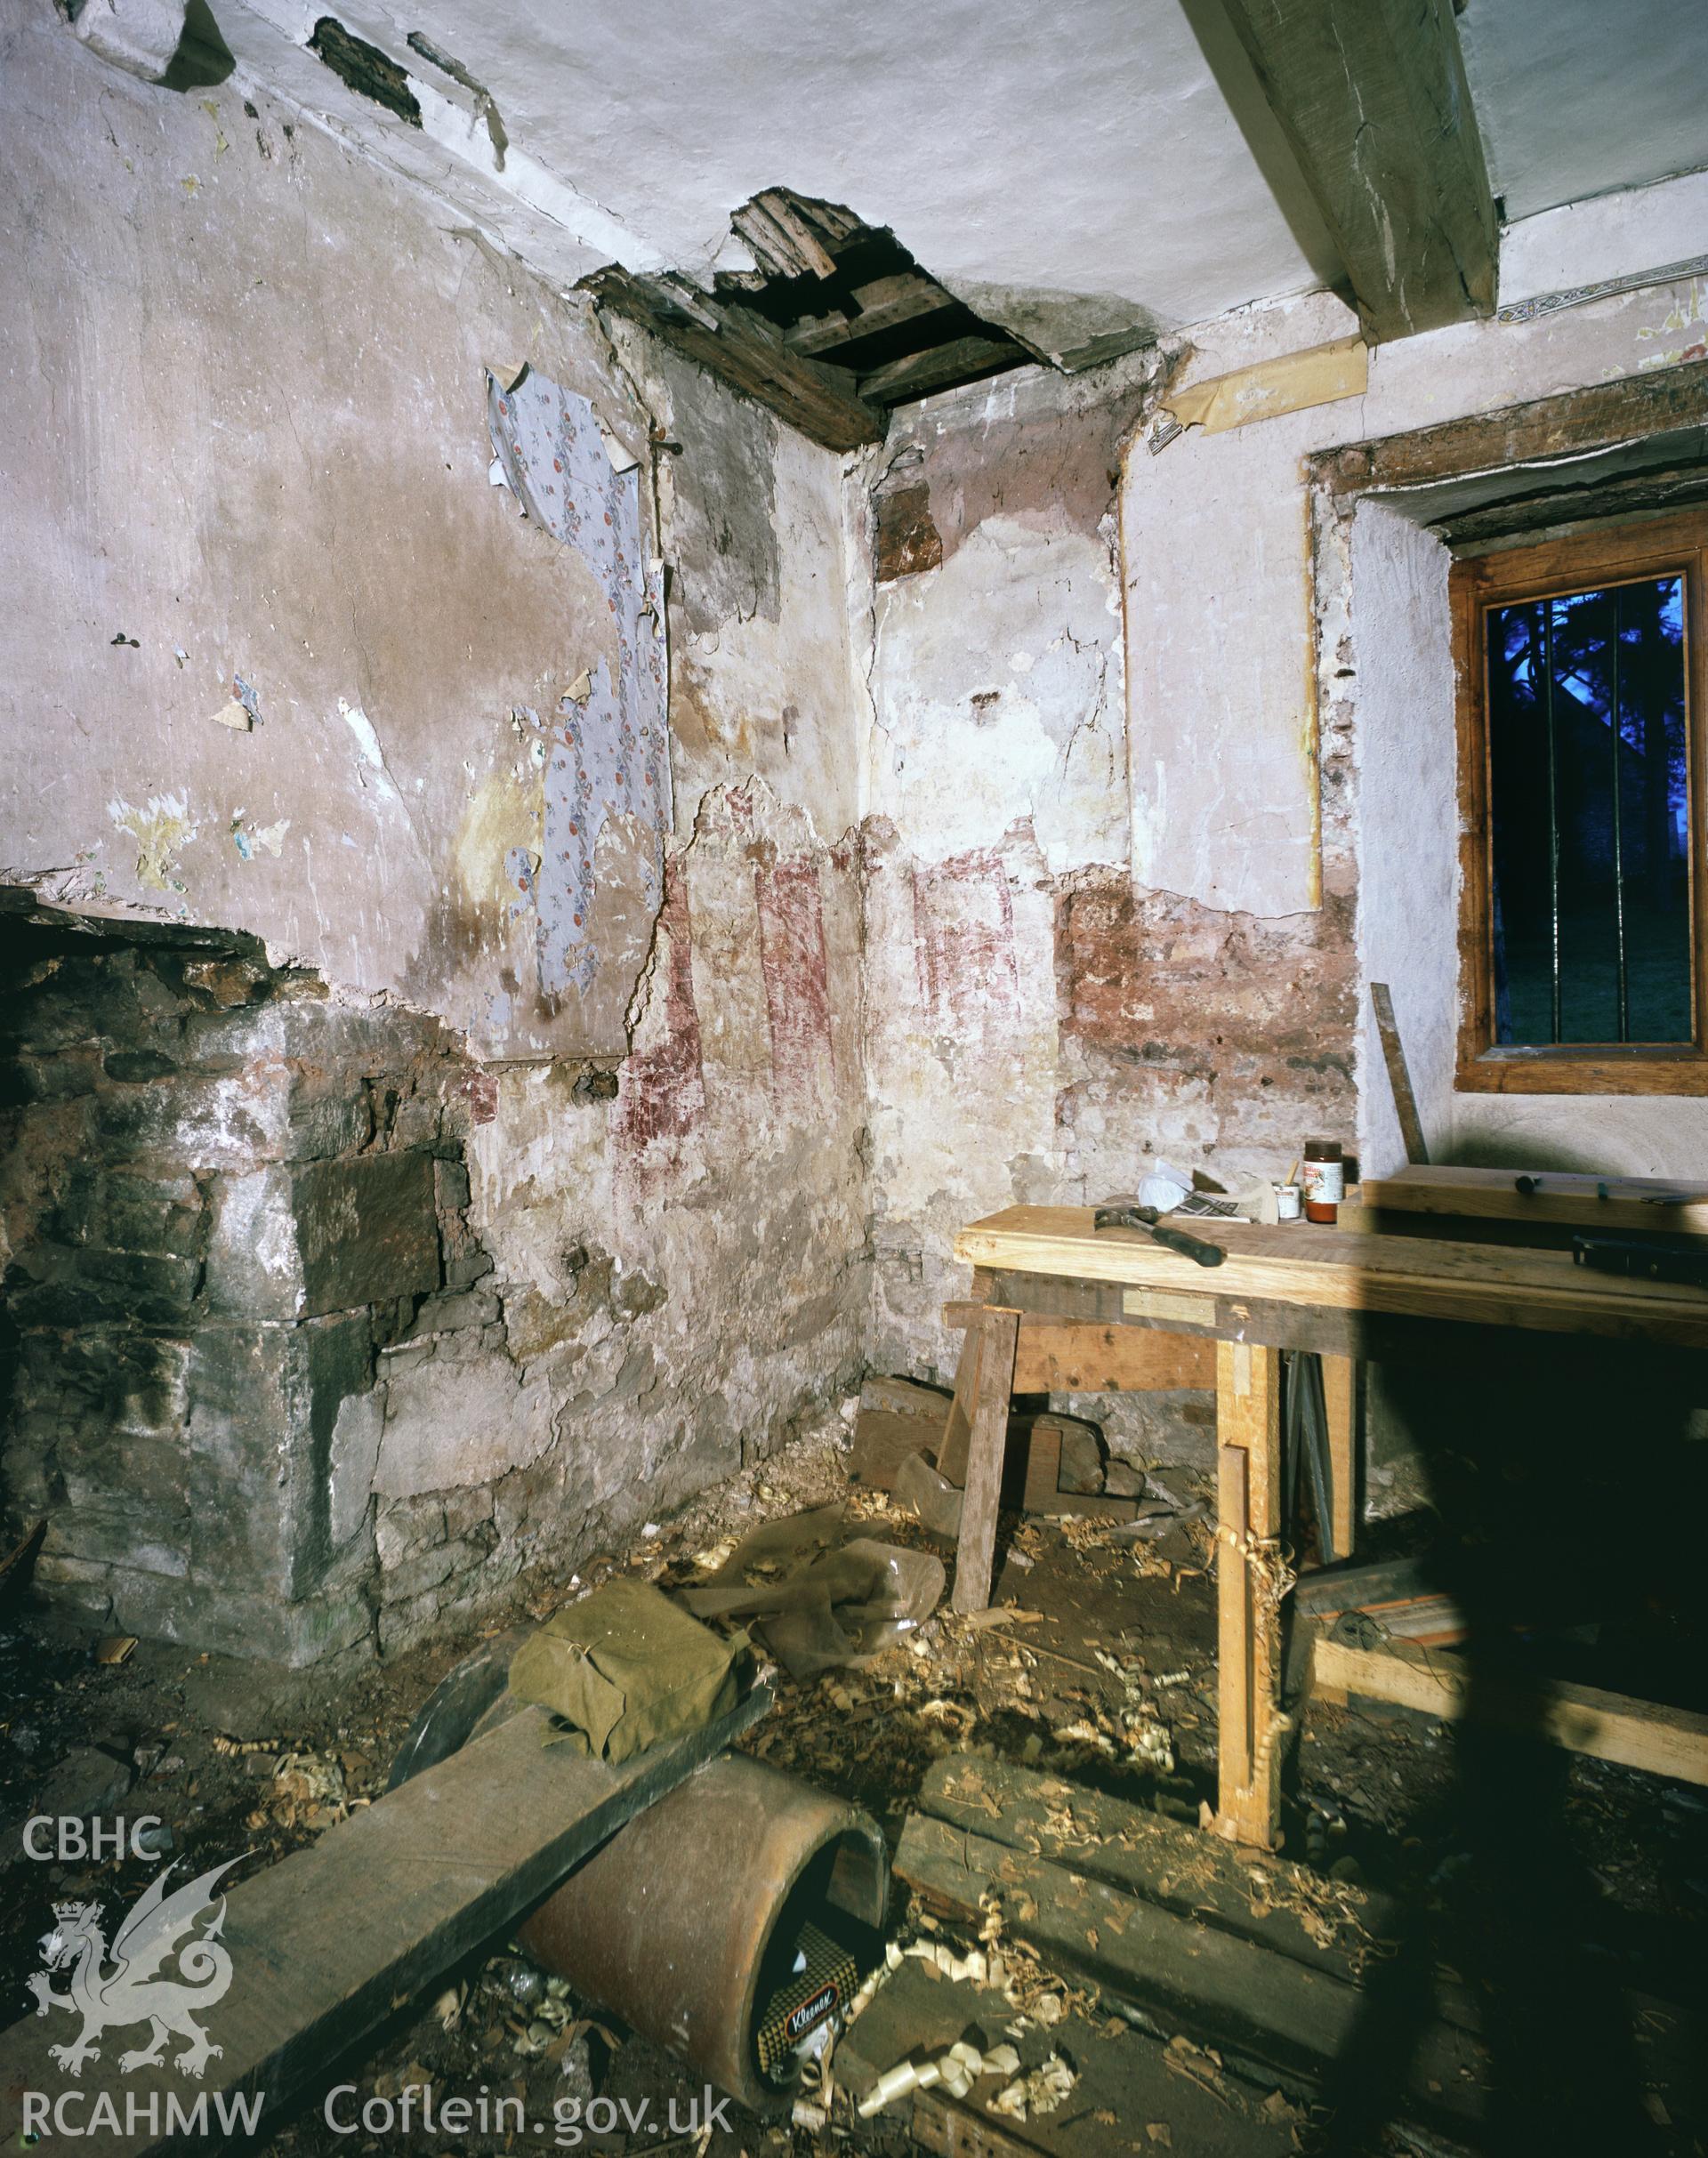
[1302,1138,1344,1224]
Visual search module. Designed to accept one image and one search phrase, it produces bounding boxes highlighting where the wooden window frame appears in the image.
[1452,506,1708,1095]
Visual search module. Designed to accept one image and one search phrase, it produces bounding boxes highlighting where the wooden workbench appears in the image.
[947,1204,1708,1850]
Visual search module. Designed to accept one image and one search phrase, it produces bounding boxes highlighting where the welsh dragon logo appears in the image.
[28,1857,242,2080]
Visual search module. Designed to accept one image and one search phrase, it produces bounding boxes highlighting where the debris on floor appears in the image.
[3,1410,1703,2158]
[676,1502,945,1677]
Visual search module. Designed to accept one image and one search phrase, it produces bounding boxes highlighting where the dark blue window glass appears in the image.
[1486,575,1691,1045]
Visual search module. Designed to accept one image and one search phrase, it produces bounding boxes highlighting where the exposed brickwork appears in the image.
[874,480,943,584]
[1054,873,1358,1173]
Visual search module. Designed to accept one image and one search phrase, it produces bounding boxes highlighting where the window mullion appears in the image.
[1543,598,1562,1045]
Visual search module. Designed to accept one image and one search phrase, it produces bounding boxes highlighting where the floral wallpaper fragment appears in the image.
[487,366,670,997]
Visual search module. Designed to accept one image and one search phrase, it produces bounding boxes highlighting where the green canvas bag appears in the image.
[508,1577,745,1763]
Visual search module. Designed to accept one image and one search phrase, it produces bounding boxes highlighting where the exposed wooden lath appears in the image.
[588,189,1035,452]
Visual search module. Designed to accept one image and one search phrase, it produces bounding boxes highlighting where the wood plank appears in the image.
[1295,1552,1435,1617]
[937,1325,985,1487]
[838,1957,1285,2158]
[1310,1635,1708,1785]
[0,1692,769,2157]
[850,1409,938,1490]
[587,269,883,453]
[1216,1343,1285,1848]
[850,1376,951,1489]
[893,1814,1488,2114]
[1019,1318,1215,1391]
[783,308,854,354]
[1314,357,1708,501]
[1004,1417,1135,1519]
[977,1261,1708,1381]
[859,336,1019,406]
[915,1757,1395,1989]
[751,190,838,278]
[847,273,956,338]
[950,1308,1019,1614]
[732,199,829,280]
[1018,1416,1062,1512]
[952,1206,1708,1349]
[1362,1164,1708,1238]
[783,272,961,357]
[1370,981,1429,1163]
[1218,0,1495,342]
[792,196,860,243]
[1321,1352,1356,1559]
[1217,1436,1253,1803]
[943,1304,1215,1390]
[861,1373,954,1421]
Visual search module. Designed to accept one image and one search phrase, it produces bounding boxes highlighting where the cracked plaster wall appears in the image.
[0,13,664,1056]
[855,359,1229,1460]
[0,13,868,1655]
[860,244,1708,1469]
[8,3,1705,1637]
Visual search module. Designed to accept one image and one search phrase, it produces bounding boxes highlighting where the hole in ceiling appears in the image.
[721,192,1031,403]
[588,189,1037,454]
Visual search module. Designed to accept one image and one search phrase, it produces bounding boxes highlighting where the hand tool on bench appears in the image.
[1092,1203,1225,1268]
[1573,1234,1708,1289]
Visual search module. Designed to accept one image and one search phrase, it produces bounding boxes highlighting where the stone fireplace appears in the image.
[0,890,502,1664]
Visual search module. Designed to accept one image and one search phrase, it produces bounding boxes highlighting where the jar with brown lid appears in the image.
[1301,1137,1344,1224]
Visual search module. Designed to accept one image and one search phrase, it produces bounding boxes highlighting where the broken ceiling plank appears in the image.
[733,198,834,281]
[752,189,840,278]
[729,204,796,278]
[784,309,855,355]
[590,269,885,453]
[789,194,861,244]
[653,273,721,331]
[846,273,957,339]
[859,334,1022,406]
[1218,0,1497,341]
[782,278,955,356]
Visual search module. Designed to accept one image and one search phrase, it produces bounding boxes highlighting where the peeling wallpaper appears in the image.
[486,365,671,1039]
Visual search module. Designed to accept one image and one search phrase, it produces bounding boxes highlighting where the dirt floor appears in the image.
[3,1417,1704,2158]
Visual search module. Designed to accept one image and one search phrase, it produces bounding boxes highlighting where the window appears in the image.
[1453,510,1708,1092]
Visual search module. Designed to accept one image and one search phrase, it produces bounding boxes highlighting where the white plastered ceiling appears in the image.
[1458,0,1708,222]
[226,0,1708,344]
[222,0,1339,342]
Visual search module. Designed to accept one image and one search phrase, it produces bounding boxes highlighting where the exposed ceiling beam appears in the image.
[587,270,886,453]
[858,336,1020,407]
[1215,0,1498,341]
[785,275,956,356]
